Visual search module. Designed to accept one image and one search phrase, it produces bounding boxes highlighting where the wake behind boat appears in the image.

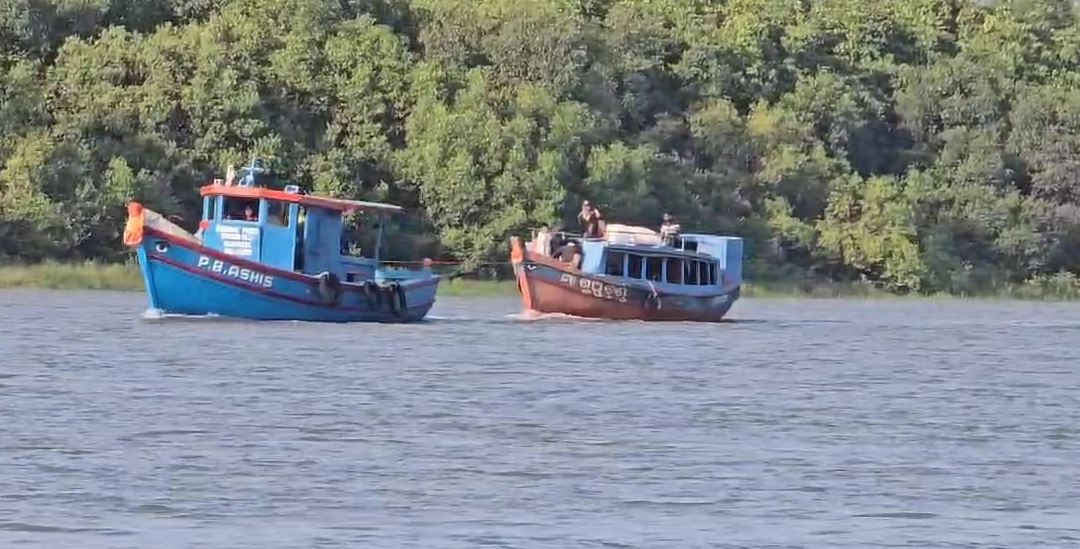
[509,223,742,322]
[122,160,439,322]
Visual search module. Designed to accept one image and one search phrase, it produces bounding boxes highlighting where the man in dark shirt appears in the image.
[553,240,582,269]
[577,200,605,238]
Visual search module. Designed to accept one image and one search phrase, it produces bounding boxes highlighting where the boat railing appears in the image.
[526,228,591,256]
[527,226,684,253]
[525,224,700,258]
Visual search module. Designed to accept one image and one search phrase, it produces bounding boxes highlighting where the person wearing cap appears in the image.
[577,200,605,238]
[660,212,681,247]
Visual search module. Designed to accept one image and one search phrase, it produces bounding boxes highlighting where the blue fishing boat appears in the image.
[122,160,439,322]
[509,224,742,322]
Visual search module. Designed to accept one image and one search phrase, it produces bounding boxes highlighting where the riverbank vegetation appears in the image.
[2,0,1080,297]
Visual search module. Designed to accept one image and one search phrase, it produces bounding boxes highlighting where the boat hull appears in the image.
[510,238,738,322]
[132,227,438,323]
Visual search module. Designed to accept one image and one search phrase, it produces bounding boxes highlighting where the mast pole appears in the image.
[374,213,384,264]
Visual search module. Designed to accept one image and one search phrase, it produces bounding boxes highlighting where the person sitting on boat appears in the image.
[553,240,582,270]
[660,213,681,247]
[531,225,553,257]
[243,204,257,221]
[577,200,605,239]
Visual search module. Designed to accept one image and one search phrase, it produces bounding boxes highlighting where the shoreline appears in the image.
[1,263,1078,301]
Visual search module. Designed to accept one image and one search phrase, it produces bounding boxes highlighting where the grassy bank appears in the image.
[0,262,144,290]
[740,279,895,299]
[436,278,518,297]
[2,262,1078,300]
[741,274,1080,300]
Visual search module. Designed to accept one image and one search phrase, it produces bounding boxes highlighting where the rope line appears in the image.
[379,260,512,267]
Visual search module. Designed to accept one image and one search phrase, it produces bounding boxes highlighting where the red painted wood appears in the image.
[200,184,404,214]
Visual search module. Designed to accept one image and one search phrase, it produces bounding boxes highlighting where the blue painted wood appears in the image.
[577,234,743,295]
[129,160,439,322]
[134,231,437,322]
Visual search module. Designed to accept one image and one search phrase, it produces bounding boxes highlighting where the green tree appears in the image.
[818,174,925,291]
[397,71,595,262]
[1,0,1079,293]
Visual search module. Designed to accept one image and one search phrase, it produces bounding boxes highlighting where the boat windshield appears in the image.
[222,196,259,221]
[604,248,719,286]
[340,211,382,258]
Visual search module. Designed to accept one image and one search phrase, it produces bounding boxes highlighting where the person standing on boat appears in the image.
[660,213,681,247]
[577,200,605,238]
[224,164,236,186]
[531,225,553,256]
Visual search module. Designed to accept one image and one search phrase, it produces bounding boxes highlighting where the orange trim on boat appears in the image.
[123,202,145,247]
[200,184,404,214]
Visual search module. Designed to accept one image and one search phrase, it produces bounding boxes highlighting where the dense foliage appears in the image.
[3,0,1080,293]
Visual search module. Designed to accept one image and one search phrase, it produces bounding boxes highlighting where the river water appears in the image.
[1,290,1079,548]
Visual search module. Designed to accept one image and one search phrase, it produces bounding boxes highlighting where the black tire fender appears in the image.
[387,282,407,316]
[362,280,380,308]
[317,272,342,305]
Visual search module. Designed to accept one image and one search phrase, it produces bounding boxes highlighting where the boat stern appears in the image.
[376,261,442,320]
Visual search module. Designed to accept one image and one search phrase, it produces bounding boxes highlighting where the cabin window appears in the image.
[605,251,626,276]
[646,256,663,281]
[708,262,717,285]
[665,258,683,284]
[267,200,290,227]
[684,240,698,252]
[627,254,643,279]
[223,197,259,222]
[684,261,699,284]
[698,262,709,285]
[343,210,381,259]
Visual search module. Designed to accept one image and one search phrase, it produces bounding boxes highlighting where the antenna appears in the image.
[238,157,267,188]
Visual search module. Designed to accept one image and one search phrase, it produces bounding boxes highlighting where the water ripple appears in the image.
[1,291,1079,548]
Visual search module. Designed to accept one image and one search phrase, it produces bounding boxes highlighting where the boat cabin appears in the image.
[196,161,403,283]
[536,223,743,289]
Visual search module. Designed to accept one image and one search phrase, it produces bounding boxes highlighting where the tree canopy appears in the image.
[2,0,1080,293]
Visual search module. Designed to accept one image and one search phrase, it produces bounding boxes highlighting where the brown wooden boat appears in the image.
[509,225,742,322]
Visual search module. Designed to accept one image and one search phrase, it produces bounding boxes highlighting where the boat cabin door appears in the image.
[294,206,306,271]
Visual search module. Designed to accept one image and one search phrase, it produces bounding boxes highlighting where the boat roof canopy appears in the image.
[200,184,405,215]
